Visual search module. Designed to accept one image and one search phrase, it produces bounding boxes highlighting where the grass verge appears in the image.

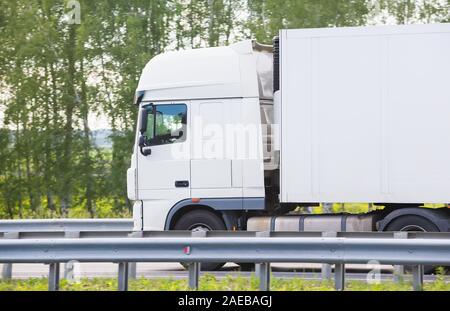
[1,274,449,291]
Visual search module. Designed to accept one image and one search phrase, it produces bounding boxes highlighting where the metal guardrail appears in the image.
[1,229,450,291]
[0,218,133,232]
[1,219,450,291]
[0,218,134,280]
[3,226,450,240]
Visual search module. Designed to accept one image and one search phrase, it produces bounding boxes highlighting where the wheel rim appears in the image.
[188,223,212,232]
[400,224,426,232]
[398,224,436,274]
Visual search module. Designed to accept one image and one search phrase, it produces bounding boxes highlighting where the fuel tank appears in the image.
[247,214,376,232]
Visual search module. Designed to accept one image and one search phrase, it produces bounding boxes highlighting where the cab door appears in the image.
[137,102,190,201]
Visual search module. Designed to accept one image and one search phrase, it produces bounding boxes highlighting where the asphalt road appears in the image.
[2,262,446,282]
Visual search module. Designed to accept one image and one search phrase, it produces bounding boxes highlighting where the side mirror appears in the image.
[140,147,152,156]
[139,108,148,134]
[139,136,151,156]
[171,129,183,139]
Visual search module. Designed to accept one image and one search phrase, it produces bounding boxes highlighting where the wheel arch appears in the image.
[165,199,238,230]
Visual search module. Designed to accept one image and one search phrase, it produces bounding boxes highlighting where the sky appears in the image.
[88,113,111,130]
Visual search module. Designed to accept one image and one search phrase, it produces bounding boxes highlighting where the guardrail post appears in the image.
[255,264,261,278]
[48,263,60,291]
[321,231,337,281]
[188,262,200,290]
[255,231,271,280]
[412,265,424,291]
[334,263,345,291]
[127,231,143,280]
[64,231,80,280]
[128,262,137,280]
[1,264,12,280]
[118,262,129,291]
[1,232,19,280]
[186,229,206,290]
[393,232,408,283]
[259,262,271,291]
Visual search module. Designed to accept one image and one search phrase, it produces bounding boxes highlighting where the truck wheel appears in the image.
[385,215,439,274]
[385,215,439,232]
[174,209,226,271]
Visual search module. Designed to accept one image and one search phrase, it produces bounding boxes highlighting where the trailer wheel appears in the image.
[385,215,440,274]
[174,209,226,271]
[385,215,439,233]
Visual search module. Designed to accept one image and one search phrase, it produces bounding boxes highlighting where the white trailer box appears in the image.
[280,23,450,204]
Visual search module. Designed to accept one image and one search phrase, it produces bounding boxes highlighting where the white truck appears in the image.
[127,23,450,268]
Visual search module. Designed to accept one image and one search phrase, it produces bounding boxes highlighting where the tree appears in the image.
[246,0,370,44]
[0,0,448,219]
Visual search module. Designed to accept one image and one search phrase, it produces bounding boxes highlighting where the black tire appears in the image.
[173,209,226,271]
[385,215,440,274]
[385,215,439,233]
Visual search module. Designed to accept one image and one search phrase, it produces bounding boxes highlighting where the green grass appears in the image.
[1,274,449,291]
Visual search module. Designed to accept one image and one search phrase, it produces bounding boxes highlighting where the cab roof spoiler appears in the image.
[252,40,273,53]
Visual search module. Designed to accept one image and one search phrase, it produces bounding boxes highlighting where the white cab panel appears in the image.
[191,159,232,188]
[232,159,243,188]
[242,98,265,197]
[141,199,181,231]
[126,153,137,200]
[190,98,264,199]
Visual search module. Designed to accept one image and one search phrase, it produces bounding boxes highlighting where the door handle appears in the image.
[175,181,189,188]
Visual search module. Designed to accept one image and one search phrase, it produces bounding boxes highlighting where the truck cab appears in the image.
[127,40,279,233]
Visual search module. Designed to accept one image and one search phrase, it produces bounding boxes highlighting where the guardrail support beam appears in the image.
[48,263,60,291]
[118,262,129,291]
[188,262,200,290]
[334,263,345,291]
[127,232,143,280]
[321,263,332,281]
[1,264,13,280]
[259,262,271,291]
[255,263,261,278]
[321,232,337,281]
[255,231,271,283]
[1,232,19,280]
[412,265,424,291]
[128,263,137,280]
[393,232,408,283]
[393,265,405,283]
[64,231,80,280]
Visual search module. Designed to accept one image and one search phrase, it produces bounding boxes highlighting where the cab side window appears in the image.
[145,104,187,146]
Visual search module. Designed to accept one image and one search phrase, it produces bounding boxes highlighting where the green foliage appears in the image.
[245,0,370,44]
[1,274,450,291]
[375,0,450,24]
[0,1,448,218]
